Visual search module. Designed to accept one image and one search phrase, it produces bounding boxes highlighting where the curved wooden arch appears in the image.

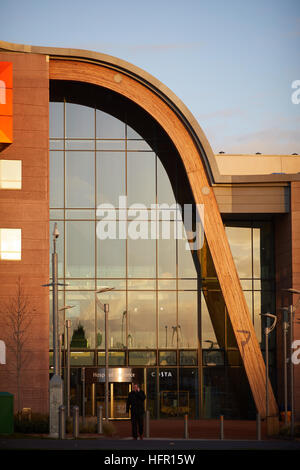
[49,58,277,418]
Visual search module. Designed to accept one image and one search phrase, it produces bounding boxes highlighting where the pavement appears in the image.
[1,419,300,454]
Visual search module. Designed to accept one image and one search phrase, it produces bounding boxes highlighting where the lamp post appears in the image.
[95,287,115,421]
[42,223,67,437]
[58,305,74,418]
[260,313,277,420]
[279,307,289,426]
[282,288,300,438]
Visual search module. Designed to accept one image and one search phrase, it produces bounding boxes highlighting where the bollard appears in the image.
[145,410,150,438]
[97,405,103,434]
[73,406,79,439]
[59,405,65,439]
[256,413,261,441]
[220,415,224,440]
[184,414,189,439]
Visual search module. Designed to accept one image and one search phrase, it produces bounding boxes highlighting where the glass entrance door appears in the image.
[95,382,131,419]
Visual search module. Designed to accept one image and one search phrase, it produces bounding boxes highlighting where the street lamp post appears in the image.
[95,287,115,421]
[260,313,277,420]
[58,305,74,418]
[279,307,289,426]
[282,288,300,438]
[42,223,66,437]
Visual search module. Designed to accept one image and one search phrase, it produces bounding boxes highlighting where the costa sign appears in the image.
[0,62,13,144]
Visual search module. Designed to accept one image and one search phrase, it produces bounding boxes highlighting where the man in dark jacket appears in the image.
[126,383,146,440]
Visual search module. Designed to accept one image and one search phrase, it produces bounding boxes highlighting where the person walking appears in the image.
[126,383,146,440]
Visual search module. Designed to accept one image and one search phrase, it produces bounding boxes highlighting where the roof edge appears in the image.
[1,40,300,185]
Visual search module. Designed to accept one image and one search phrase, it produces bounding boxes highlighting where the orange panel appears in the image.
[0,62,13,143]
[0,115,13,143]
[0,62,13,88]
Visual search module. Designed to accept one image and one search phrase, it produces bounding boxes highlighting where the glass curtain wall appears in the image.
[49,97,275,419]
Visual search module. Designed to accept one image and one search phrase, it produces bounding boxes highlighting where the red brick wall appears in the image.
[0,52,49,414]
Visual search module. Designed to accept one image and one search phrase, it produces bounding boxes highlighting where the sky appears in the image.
[1,0,300,154]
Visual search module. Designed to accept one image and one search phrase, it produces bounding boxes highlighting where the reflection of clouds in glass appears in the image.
[225,226,252,278]
[128,292,156,348]
[178,292,198,348]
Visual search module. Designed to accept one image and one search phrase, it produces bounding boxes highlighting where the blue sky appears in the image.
[2,0,300,154]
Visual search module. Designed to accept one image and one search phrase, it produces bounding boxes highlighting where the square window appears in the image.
[0,160,22,189]
[0,229,21,260]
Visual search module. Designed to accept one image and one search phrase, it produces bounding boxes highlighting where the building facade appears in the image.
[0,41,300,423]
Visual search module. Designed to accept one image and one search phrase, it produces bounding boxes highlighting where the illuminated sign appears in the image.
[0,62,13,144]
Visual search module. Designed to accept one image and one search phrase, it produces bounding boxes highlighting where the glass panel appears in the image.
[127,280,156,290]
[66,152,95,208]
[96,291,126,349]
[178,229,197,278]
[96,152,125,207]
[50,209,64,220]
[178,292,198,348]
[158,280,177,290]
[127,140,152,151]
[158,291,177,349]
[66,103,94,139]
[203,349,224,366]
[203,367,225,418]
[159,351,177,365]
[146,368,157,418]
[97,279,126,290]
[97,223,126,278]
[253,227,261,278]
[159,368,178,417]
[158,221,176,278]
[128,351,156,366]
[179,350,197,365]
[49,140,64,150]
[178,280,198,290]
[50,151,64,208]
[66,221,95,278]
[96,110,125,139]
[98,351,126,366]
[157,157,176,206]
[128,291,156,348]
[225,226,252,278]
[128,226,156,278]
[49,102,64,138]
[96,141,125,151]
[179,369,198,418]
[70,352,94,366]
[66,291,96,349]
[260,222,274,280]
[64,279,95,290]
[66,210,94,219]
[65,140,94,150]
[127,152,156,207]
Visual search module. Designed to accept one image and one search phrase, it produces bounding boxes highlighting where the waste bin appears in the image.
[0,392,14,434]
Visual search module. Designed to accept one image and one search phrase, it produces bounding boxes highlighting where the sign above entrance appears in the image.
[85,367,135,384]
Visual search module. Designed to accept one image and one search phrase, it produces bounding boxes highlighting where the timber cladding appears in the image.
[49,58,278,417]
